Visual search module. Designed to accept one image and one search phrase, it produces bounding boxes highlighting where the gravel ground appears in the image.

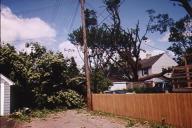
[1,110,152,128]
[22,110,128,128]
[0,110,150,128]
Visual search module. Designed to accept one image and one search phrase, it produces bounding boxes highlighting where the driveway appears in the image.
[22,110,127,128]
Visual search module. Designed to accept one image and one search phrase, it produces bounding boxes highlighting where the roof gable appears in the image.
[139,54,163,69]
[0,74,14,85]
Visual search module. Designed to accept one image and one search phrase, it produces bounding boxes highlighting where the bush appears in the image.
[48,89,84,108]
[127,86,164,93]
[10,108,66,122]
[91,69,112,93]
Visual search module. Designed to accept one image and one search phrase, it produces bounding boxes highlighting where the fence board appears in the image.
[92,93,192,128]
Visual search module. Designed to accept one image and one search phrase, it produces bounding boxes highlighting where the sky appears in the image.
[1,0,189,67]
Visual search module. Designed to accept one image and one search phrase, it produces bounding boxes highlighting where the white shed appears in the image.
[0,74,14,116]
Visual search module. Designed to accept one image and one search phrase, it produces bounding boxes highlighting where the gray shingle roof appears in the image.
[139,54,163,69]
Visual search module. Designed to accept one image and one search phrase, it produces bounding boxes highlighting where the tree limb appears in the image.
[138,68,173,81]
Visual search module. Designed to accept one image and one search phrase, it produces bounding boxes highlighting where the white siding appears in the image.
[138,70,142,78]
[138,68,152,78]
[4,82,11,115]
[0,74,13,116]
[0,82,4,116]
[152,54,178,76]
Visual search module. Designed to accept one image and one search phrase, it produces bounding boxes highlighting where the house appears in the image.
[109,82,128,91]
[138,53,178,86]
[108,76,146,91]
[0,74,14,116]
[107,53,177,91]
[108,75,129,91]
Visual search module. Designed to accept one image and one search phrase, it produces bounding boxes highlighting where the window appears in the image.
[142,68,148,75]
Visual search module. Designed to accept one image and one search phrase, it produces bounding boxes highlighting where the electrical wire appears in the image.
[1,0,168,53]
[12,4,59,15]
[97,0,126,26]
[50,0,64,24]
[143,42,168,52]
[68,0,80,33]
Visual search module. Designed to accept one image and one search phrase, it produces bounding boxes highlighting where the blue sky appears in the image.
[1,0,189,66]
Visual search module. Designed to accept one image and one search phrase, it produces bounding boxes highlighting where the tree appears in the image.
[171,0,192,17]
[69,0,152,81]
[148,0,192,64]
[0,42,83,108]
[91,69,112,93]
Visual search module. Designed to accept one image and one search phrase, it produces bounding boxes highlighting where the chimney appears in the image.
[146,54,152,59]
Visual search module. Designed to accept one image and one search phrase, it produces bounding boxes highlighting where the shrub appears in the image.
[127,86,164,93]
[91,69,112,93]
[48,89,84,108]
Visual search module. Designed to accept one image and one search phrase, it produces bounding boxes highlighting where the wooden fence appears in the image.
[172,65,192,88]
[92,93,192,128]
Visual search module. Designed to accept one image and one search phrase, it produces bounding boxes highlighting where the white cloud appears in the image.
[58,41,84,68]
[159,32,170,42]
[16,43,32,54]
[1,6,56,50]
[140,50,165,59]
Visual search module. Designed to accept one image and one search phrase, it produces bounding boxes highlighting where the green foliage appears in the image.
[91,69,112,93]
[30,109,53,118]
[150,123,174,128]
[10,111,31,122]
[126,120,135,127]
[69,0,154,82]
[1,42,84,109]
[10,108,66,122]
[168,16,192,64]
[147,8,192,64]
[90,111,137,127]
[48,89,84,108]
[127,86,163,93]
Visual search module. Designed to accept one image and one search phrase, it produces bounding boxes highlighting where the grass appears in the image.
[89,111,137,127]
[9,108,175,128]
[89,111,174,128]
[150,123,175,128]
[9,108,66,122]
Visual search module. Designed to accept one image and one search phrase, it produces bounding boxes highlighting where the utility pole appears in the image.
[80,0,92,110]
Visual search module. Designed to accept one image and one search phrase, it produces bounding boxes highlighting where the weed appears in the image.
[90,111,137,127]
[126,119,135,127]
[150,123,175,128]
[9,108,66,122]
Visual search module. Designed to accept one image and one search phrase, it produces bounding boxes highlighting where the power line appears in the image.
[12,4,59,15]
[2,0,61,15]
[98,0,126,26]
[1,33,65,43]
[50,0,64,24]
[86,1,167,53]
[68,0,80,33]
[143,42,167,52]
[86,1,113,26]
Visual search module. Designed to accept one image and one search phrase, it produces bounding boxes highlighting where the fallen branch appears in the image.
[138,68,173,81]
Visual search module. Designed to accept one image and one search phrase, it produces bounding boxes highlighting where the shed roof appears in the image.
[0,74,14,85]
[139,54,163,69]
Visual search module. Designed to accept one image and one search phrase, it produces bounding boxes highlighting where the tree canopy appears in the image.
[148,0,192,64]
[0,42,84,108]
[69,0,153,82]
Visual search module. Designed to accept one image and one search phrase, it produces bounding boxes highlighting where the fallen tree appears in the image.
[138,68,173,81]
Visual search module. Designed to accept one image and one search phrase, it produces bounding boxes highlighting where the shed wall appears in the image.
[0,83,1,115]
[4,82,11,115]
